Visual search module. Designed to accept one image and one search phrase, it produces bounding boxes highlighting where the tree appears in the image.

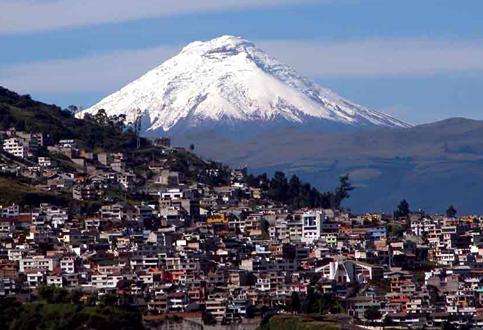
[301,287,317,314]
[246,171,343,209]
[387,223,406,239]
[15,120,25,131]
[189,144,195,151]
[202,310,217,325]
[109,114,126,132]
[364,306,382,321]
[333,174,354,209]
[99,293,119,306]
[260,218,270,238]
[0,297,22,327]
[394,199,410,218]
[289,292,301,313]
[268,171,289,202]
[301,288,341,315]
[37,285,68,304]
[288,175,301,199]
[427,285,441,305]
[446,205,457,218]
[65,105,78,114]
[93,109,108,126]
[257,173,270,190]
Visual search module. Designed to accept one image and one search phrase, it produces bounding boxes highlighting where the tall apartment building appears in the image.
[301,210,323,244]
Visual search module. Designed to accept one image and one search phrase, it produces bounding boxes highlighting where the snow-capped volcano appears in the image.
[77,35,410,133]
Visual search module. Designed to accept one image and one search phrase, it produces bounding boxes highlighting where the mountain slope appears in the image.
[182,118,483,214]
[77,35,409,134]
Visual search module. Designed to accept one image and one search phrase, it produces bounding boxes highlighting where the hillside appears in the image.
[0,86,347,212]
[0,86,140,152]
[0,87,203,207]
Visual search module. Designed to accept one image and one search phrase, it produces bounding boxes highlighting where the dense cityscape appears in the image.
[0,92,481,329]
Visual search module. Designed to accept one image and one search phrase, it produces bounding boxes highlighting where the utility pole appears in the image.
[132,109,142,150]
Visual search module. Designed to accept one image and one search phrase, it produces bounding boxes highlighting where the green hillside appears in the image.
[0,87,140,152]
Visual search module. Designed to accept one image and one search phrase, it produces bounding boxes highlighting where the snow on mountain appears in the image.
[77,35,411,133]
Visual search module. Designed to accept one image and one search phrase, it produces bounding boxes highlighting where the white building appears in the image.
[90,274,122,289]
[58,139,76,148]
[19,256,57,273]
[101,204,124,221]
[301,210,323,244]
[26,271,44,288]
[206,294,227,321]
[46,275,64,287]
[0,204,20,218]
[3,138,28,158]
[38,157,52,167]
[161,188,184,199]
[316,259,382,284]
[60,257,76,274]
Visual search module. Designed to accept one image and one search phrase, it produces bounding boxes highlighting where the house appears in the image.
[38,157,52,167]
[72,184,98,200]
[19,256,58,273]
[206,293,227,322]
[3,138,28,158]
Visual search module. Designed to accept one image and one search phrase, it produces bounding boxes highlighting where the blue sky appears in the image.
[1,0,482,124]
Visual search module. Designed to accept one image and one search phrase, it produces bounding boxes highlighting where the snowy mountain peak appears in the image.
[180,35,253,55]
[77,35,411,133]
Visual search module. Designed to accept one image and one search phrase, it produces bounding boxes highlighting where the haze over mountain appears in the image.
[77,35,410,134]
[179,117,483,214]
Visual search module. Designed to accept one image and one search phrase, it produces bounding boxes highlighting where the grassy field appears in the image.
[259,315,342,330]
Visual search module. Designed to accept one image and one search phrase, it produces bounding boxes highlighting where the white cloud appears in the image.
[0,46,180,94]
[0,0,321,34]
[259,38,483,77]
[2,38,483,99]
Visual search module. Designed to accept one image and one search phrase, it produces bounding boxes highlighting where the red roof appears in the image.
[0,214,32,223]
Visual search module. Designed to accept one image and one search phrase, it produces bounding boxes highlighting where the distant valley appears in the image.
[174,118,483,214]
